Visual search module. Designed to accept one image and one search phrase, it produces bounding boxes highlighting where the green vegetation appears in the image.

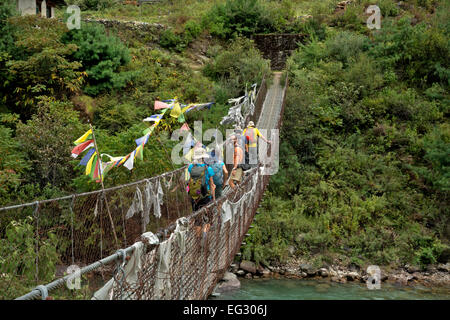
[243,0,449,270]
[1,0,449,298]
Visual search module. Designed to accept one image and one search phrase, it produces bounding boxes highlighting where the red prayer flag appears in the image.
[154,101,170,110]
[180,123,190,132]
[71,139,94,158]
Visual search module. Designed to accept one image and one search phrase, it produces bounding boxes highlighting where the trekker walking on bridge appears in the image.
[208,150,228,199]
[229,135,244,189]
[243,121,271,166]
[188,148,216,211]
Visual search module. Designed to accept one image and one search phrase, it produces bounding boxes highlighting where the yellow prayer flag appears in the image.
[74,129,93,145]
[85,152,96,175]
[170,102,182,118]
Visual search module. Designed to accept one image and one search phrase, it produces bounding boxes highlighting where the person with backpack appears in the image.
[243,121,271,166]
[188,148,216,211]
[209,153,228,199]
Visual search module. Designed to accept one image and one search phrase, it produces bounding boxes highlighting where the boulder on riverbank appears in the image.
[319,268,329,277]
[299,263,317,276]
[216,272,241,293]
[240,260,257,274]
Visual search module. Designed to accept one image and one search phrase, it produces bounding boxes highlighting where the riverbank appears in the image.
[213,277,450,300]
[221,258,450,290]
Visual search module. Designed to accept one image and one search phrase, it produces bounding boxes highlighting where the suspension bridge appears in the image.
[1,72,287,300]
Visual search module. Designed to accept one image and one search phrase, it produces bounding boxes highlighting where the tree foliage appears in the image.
[202,0,275,39]
[61,23,134,96]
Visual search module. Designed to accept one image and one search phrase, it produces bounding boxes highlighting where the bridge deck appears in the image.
[258,72,285,131]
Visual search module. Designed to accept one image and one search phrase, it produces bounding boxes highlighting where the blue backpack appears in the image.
[210,162,224,185]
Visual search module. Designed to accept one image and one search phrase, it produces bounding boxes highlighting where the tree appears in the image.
[0,0,17,53]
[61,23,135,96]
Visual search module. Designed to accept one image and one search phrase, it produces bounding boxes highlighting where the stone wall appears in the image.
[82,18,166,46]
[252,34,307,70]
[17,0,37,15]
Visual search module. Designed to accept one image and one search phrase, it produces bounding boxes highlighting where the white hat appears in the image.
[193,148,209,160]
[248,121,255,127]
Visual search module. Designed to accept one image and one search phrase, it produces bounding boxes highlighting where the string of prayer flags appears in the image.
[183,102,214,114]
[73,129,102,182]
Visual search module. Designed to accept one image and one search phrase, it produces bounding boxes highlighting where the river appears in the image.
[212,278,450,300]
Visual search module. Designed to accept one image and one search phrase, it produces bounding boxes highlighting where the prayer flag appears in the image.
[74,129,93,145]
[79,148,96,166]
[143,125,156,135]
[170,102,182,118]
[71,140,94,158]
[135,144,144,161]
[180,123,190,132]
[177,112,185,123]
[86,152,97,176]
[124,151,135,170]
[135,133,150,146]
[154,101,170,110]
[102,161,116,177]
[92,156,100,181]
[143,114,163,122]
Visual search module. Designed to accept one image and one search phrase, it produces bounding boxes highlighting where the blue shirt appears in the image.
[188,164,215,192]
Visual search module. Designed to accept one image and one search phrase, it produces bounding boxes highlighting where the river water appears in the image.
[212,278,450,300]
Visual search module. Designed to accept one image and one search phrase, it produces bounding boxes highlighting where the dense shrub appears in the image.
[3,16,85,118]
[159,29,185,51]
[202,0,275,39]
[0,125,29,206]
[370,18,449,87]
[16,98,83,190]
[417,124,450,192]
[203,38,270,103]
